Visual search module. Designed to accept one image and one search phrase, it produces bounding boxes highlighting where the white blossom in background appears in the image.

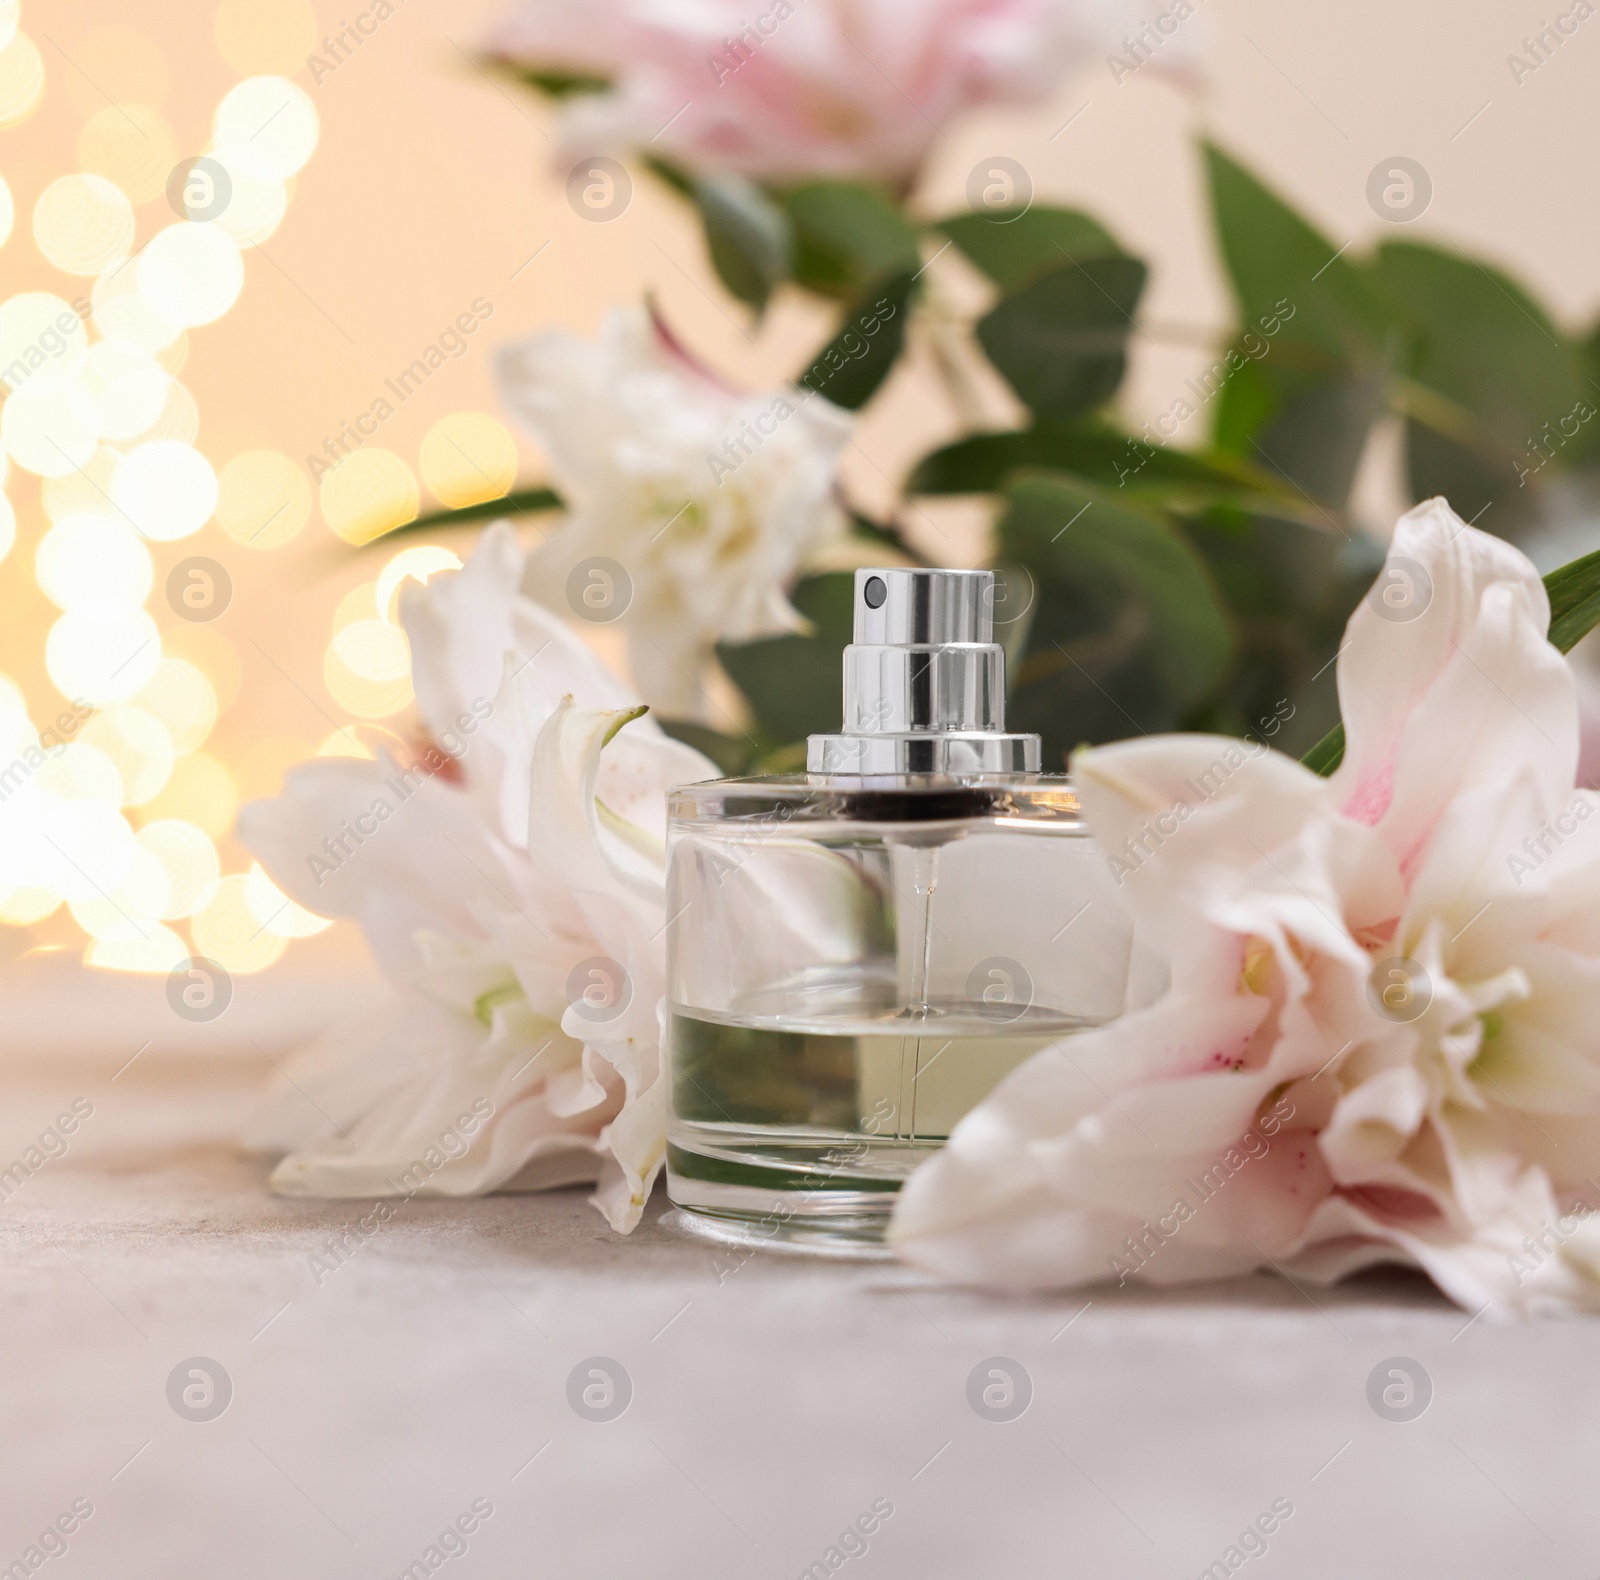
[893,499,1600,1318]
[489,0,1157,186]
[239,524,717,1231]
[497,307,851,717]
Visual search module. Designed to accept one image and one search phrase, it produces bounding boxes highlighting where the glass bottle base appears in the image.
[664,1137,924,1250]
[663,1203,892,1257]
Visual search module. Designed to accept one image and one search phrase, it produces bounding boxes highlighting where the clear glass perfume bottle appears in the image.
[664,568,1136,1249]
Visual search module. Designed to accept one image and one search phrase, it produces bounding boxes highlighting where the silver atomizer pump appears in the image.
[806,568,1041,776]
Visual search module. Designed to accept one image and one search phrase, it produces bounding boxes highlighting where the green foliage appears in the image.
[474,96,1600,776]
[1204,144,1392,369]
[977,255,1147,419]
[944,207,1146,423]
[996,472,1233,764]
[1375,242,1587,537]
[1202,142,1395,510]
[779,181,922,299]
[798,272,916,411]
[1202,144,1599,537]
[694,174,792,314]
[937,205,1122,290]
[1547,546,1600,654]
[509,68,611,99]
[907,421,1323,526]
[1186,508,1380,754]
[1300,724,1345,776]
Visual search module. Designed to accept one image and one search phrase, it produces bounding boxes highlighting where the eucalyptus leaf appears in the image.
[996,471,1233,763]
[798,271,915,411]
[1187,511,1379,756]
[976,255,1146,419]
[1203,143,1396,508]
[937,206,1122,291]
[906,421,1320,524]
[1570,319,1600,468]
[1375,241,1587,537]
[694,174,792,313]
[1241,372,1387,518]
[1203,142,1390,370]
[780,181,921,299]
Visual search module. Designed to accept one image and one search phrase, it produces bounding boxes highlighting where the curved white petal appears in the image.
[401,519,639,847]
[1331,498,1577,870]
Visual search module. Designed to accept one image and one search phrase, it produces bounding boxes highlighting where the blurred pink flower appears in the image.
[490,0,1141,184]
[893,499,1600,1318]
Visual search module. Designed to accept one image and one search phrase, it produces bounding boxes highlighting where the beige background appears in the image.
[3,0,1596,996]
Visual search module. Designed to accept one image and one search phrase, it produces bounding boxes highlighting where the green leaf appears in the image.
[1301,723,1345,776]
[693,174,792,314]
[798,271,915,411]
[996,471,1233,763]
[642,156,694,197]
[1211,355,1279,454]
[936,206,1122,291]
[1375,241,1587,537]
[780,181,921,299]
[363,487,563,544]
[906,421,1322,524]
[1304,544,1600,775]
[1187,511,1379,757]
[1571,320,1600,467]
[1202,142,1396,508]
[1545,546,1600,654]
[716,573,856,744]
[1203,142,1390,370]
[976,255,1146,419]
[1239,372,1387,515]
[508,67,611,99]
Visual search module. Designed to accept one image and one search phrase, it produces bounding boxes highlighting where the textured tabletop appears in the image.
[0,1068,1587,1573]
[0,993,1590,1579]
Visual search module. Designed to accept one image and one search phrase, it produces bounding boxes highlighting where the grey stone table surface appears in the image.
[0,1032,1594,1578]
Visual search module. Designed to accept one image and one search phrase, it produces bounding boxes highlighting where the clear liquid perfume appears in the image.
[664,568,1138,1249]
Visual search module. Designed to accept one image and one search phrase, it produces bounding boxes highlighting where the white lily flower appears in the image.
[497,307,852,716]
[238,522,716,1231]
[892,498,1600,1317]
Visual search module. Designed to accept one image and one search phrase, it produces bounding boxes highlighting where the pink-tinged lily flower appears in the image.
[892,498,1600,1317]
[489,0,1147,186]
[238,523,717,1231]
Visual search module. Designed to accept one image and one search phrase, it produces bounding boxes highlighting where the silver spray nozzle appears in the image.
[806,568,1042,775]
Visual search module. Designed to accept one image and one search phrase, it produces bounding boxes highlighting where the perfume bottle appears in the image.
[663,568,1136,1248]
